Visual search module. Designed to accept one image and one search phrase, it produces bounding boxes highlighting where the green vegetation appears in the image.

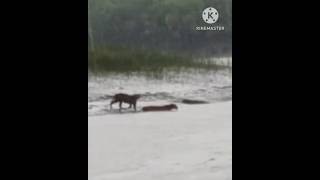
[88,0,232,74]
[88,0,232,56]
[88,47,229,74]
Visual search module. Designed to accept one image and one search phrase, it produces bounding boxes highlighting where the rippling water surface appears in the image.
[88,68,232,116]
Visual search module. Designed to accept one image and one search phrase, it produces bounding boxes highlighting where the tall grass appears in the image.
[88,46,230,74]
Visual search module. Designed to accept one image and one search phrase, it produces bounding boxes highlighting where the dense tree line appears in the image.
[88,0,232,57]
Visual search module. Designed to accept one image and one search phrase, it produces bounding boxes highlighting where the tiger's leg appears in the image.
[110,100,117,110]
[119,101,122,112]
